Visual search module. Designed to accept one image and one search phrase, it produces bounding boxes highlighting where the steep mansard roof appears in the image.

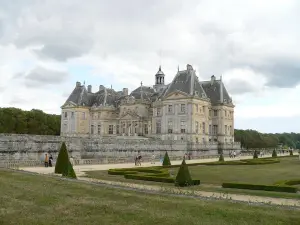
[163,67,207,98]
[64,65,233,107]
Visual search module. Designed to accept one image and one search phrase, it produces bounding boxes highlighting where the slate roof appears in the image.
[64,65,232,108]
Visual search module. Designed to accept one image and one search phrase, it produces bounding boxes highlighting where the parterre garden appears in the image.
[87,151,300,194]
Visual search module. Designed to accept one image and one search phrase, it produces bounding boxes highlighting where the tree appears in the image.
[162,151,171,166]
[253,150,258,159]
[55,142,69,174]
[219,154,224,162]
[175,159,193,187]
[62,160,77,179]
[272,149,277,158]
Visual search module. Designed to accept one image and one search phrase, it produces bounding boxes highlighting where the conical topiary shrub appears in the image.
[175,159,193,187]
[55,142,69,174]
[290,150,293,156]
[62,160,77,179]
[162,151,171,166]
[253,150,258,159]
[219,154,224,162]
[272,149,277,158]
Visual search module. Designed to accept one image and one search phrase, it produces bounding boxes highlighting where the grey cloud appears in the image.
[224,79,256,95]
[23,66,69,87]
[9,95,28,105]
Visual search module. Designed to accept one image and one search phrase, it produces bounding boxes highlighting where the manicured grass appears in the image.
[0,170,300,225]
[174,156,300,185]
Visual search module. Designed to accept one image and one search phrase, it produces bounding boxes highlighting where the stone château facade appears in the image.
[61,64,235,144]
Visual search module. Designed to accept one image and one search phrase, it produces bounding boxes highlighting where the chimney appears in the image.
[220,75,223,103]
[210,75,215,85]
[87,85,92,93]
[123,88,128,96]
[187,64,193,70]
[99,85,105,91]
[76,81,81,87]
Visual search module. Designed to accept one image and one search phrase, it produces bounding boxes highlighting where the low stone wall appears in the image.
[0,134,240,165]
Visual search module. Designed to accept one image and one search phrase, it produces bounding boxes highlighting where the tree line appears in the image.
[0,107,299,149]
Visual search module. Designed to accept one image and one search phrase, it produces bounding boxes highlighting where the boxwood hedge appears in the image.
[222,182,298,193]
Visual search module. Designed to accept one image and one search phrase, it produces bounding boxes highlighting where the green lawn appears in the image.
[0,170,300,225]
[85,156,300,199]
[177,156,300,185]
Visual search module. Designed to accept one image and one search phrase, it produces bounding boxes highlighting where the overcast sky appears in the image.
[0,0,299,133]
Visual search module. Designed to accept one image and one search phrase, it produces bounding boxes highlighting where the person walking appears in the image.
[44,154,49,167]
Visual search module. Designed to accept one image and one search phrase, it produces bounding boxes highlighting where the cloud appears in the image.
[22,66,69,87]
[0,0,299,133]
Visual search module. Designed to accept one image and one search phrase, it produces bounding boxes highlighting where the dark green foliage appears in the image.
[0,107,60,135]
[289,150,293,156]
[222,182,298,193]
[62,161,77,179]
[272,149,277,158]
[108,167,200,185]
[218,154,224,162]
[175,159,193,187]
[253,150,258,159]
[55,142,69,174]
[274,179,300,186]
[162,151,171,166]
[202,158,280,166]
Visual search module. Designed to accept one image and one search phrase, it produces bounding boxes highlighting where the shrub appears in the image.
[222,182,298,193]
[289,150,293,156]
[253,150,258,159]
[62,160,77,179]
[274,179,300,186]
[175,159,193,187]
[55,142,69,174]
[272,149,277,158]
[162,151,171,166]
[218,154,224,162]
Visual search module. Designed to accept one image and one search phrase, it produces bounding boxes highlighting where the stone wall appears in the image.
[0,134,241,164]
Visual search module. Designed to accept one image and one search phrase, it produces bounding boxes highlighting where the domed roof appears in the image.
[155,66,164,76]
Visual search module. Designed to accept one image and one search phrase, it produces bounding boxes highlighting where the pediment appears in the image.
[61,101,77,108]
[120,111,140,120]
[164,90,189,100]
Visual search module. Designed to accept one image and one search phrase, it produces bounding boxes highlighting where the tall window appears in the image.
[134,122,138,134]
[156,121,161,134]
[213,125,218,135]
[144,124,148,134]
[209,125,212,135]
[195,121,199,134]
[214,110,218,116]
[229,125,232,135]
[122,123,126,134]
[64,112,68,119]
[209,110,212,117]
[116,125,119,134]
[98,124,101,135]
[196,104,198,112]
[82,112,86,119]
[168,105,173,113]
[168,120,173,133]
[180,120,186,133]
[157,108,161,116]
[225,125,228,135]
[202,106,205,114]
[108,125,113,134]
[180,104,185,113]
[202,122,205,134]
[225,110,227,117]
[71,112,74,118]
[91,125,94,134]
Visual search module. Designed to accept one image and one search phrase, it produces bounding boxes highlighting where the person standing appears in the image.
[44,154,49,167]
[70,156,74,166]
[48,154,53,167]
[233,151,236,158]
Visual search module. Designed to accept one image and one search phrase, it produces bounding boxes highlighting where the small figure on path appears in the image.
[233,151,236,158]
[70,156,74,166]
[49,154,53,167]
[44,154,49,167]
[151,154,155,164]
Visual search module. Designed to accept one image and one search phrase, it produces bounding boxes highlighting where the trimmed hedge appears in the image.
[108,167,200,186]
[200,158,280,166]
[55,142,69,174]
[222,182,298,193]
[175,159,193,187]
[162,152,171,166]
